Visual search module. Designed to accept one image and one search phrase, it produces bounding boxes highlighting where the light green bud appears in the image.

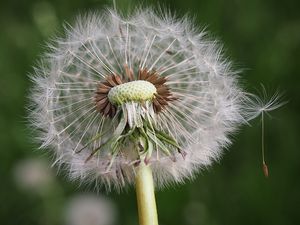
[108,80,157,105]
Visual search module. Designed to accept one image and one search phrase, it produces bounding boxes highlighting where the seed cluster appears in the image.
[108,80,157,105]
[94,67,178,117]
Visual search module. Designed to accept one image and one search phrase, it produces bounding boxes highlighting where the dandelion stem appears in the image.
[135,163,159,225]
[113,0,116,11]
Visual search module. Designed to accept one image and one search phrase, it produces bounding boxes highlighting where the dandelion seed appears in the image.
[246,87,286,178]
[28,8,280,190]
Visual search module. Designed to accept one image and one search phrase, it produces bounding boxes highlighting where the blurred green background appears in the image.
[0,0,299,224]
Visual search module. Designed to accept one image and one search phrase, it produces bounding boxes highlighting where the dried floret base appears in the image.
[135,162,159,225]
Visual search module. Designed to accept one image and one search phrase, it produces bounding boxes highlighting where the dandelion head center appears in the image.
[108,80,157,105]
[94,68,178,118]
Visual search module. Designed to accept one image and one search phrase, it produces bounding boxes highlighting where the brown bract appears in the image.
[94,66,178,118]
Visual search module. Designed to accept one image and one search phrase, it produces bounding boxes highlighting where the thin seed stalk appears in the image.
[135,163,159,225]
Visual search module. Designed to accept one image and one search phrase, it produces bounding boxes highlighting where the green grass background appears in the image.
[0,0,299,224]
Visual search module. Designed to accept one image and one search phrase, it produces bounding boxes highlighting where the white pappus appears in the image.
[28,8,281,190]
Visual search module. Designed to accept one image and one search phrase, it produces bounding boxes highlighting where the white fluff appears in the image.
[29,8,267,190]
[64,194,117,225]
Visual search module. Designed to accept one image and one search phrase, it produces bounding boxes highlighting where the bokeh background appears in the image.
[0,0,299,224]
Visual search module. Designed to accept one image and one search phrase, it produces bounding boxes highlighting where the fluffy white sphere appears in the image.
[29,8,259,190]
[13,158,54,193]
[64,194,117,225]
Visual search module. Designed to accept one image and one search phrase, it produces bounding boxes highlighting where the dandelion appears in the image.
[28,8,283,225]
[64,194,117,225]
[13,158,54,194]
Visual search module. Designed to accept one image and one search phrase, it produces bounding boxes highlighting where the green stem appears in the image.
[135,163,159,225]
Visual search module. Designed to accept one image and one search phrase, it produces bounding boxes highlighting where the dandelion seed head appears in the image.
[13,158,54,193]
[29,8,266,190]
[64,194,117,225]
